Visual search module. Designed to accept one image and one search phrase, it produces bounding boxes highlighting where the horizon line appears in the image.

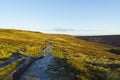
[0,27,120,36]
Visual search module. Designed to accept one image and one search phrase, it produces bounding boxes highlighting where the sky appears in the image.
[0,0,120,35]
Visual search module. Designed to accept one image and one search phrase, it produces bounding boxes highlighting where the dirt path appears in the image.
[19,45,53,80]
[19,54,52,80]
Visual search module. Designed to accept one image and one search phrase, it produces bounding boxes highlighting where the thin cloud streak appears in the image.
[53,28,103,32]
[54,28,77,32]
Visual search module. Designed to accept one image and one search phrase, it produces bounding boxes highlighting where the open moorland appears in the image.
[0,29,120,80]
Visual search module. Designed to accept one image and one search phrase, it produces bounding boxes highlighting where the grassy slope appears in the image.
[0,29,120,59]
[0,29,120,80]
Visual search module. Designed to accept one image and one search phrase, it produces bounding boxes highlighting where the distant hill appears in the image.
[76,35,120,47]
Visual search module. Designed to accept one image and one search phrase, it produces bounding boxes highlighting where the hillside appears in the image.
[76,35,120,47]
[0,29,120,80]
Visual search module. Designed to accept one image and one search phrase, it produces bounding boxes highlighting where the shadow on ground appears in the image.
[47,57,120,80]
[46,57,89,80]
[86,61,120,80]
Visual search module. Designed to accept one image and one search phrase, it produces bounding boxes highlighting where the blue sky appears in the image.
[0,0,120,35]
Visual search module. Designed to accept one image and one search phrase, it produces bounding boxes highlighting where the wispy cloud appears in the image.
[45,28,106,35]
[53,28,101,32]
[53,28,78,32]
